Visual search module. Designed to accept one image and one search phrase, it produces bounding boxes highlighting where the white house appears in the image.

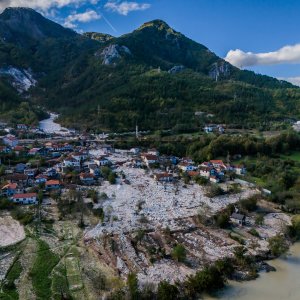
[178,162,197,172]
[63,158,81,168]
[11,193,37,204]
[94,157,110,166]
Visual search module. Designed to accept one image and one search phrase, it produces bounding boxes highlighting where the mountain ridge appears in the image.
[0,7,299,130]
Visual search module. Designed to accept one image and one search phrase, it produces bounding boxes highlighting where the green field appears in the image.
[281,151,300,163]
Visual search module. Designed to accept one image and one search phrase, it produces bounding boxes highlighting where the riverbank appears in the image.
[205,242,300,300]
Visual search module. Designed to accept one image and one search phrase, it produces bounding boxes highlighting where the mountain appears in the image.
[0,7,76,45]
[83,32,114,43]
[0,8,299,130]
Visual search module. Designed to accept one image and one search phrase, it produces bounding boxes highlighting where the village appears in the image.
[0,121,292,293]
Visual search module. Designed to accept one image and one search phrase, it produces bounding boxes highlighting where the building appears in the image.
[230,213,246,226]
[11,193,37,205]
[178,162,197,172]
[1,183,21,196]
[233,165,246,175]
[3,134,18,147]
[94,157,110,167]
[35,174,48,184]
[17,124,28,130]
[46,180,60,190]
[6,174,28,186]
[154,172,173,182]
[141,154,158,166]
[63,157,81,168]
[79,173,95,185]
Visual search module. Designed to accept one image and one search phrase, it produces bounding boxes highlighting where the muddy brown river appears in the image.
[206,243,300,300]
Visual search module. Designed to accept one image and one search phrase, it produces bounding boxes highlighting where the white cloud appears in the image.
[105,1,150,16]
[0,0,100,12]
[225,44,300,68]
[64,9,101,28]
[279,76,300,87]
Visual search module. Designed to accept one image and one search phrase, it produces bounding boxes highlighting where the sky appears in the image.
[0,0,300,85]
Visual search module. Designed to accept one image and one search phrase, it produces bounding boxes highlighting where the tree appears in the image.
[157,281,179,300]
[268,235,288,257]
[108,172,116,184]
[206,184,224,198]
[171,244,186,262]
[127,273,139,300]
[215,212,230,228]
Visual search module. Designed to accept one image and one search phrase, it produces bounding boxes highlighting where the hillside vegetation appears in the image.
[0,9,299,130]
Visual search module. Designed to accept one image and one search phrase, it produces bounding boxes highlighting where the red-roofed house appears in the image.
[79,173,95,185]
[1,183,21,196]
[46,180,60,190]
[11,193,37,204]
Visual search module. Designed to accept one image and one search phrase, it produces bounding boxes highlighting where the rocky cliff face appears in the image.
[98,44,132,65]
[0,67,36,93]
[209,61,231,80]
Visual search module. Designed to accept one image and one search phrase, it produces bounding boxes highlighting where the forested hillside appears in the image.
[0,8,299,130]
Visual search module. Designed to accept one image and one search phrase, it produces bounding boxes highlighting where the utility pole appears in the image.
[135,124,139,140]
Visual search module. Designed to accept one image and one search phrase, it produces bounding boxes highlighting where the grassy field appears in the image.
[29,239,59,300]
[0,259,22,300]
[281,151,300,163]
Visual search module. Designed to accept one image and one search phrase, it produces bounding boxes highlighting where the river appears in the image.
[206,243,300,300]
[39,113,70,135]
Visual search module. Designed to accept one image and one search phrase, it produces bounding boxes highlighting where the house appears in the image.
[46,180,60,190]
[148,149,159,156]
[46,168,57,177]
[45,142,73,152]
[210,160,228,171]
[233,165,246,175]
[15,163,27,173]
[24,169,37,178]
[72,151,89,161]
[130,148,140,155]
[209,176,220,183]
[17,124,28,130]
[178,162,197,172]
[154,172,173,182]
[129,158,142,168]
[63,157,81,168]
[199,166,218,178]
[218,125,225,134]
[94,157,110,167]
[28,148,45,156]
[230,213,246,226]
[3,134,18,147]
[14,146,26,156]
[11,193,37,205]
[6,174,28,186]
[79,173,95,185]
[141,154,158,166]
[89,165,101,176]
[181,157,194,164]
[0,146,10,153]
[101,144,114,154]
[187,171,199,178]
[35,174,48,184]
[1,183,20,196]
[204,126,213,133]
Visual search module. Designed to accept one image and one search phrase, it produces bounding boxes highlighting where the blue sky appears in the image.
[1,0,300,84]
